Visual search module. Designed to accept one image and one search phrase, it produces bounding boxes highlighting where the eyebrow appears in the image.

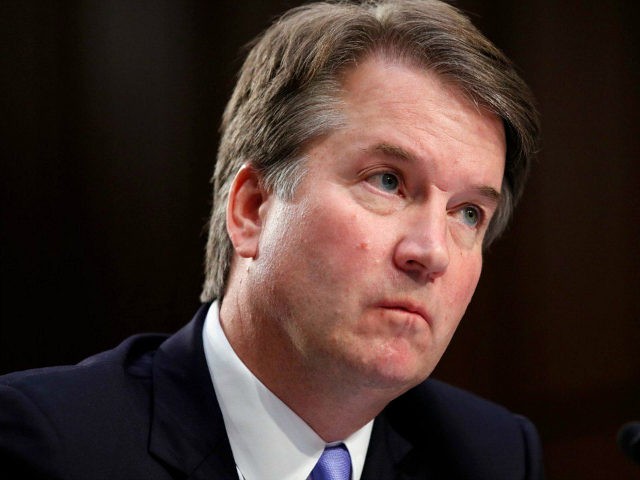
[372,143,414,162]
[474,185,502,206]
[369,142,502,205]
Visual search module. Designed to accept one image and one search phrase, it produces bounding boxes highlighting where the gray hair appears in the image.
[201,0,540,301]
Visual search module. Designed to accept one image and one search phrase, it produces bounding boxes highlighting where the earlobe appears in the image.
[226,164,269,259]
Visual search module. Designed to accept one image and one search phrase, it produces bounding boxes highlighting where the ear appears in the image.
[226,164,270,259]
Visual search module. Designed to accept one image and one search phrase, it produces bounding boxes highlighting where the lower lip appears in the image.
[380,307,427,323]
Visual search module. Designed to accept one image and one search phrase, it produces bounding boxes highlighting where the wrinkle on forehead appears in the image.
[340,57,505,156]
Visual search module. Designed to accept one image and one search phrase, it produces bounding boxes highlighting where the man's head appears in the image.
[201,0,538,302]
[221,55,506,399]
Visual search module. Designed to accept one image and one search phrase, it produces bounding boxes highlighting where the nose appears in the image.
[393,206,450,282]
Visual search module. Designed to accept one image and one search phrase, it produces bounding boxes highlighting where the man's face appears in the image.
[248,57,506,395]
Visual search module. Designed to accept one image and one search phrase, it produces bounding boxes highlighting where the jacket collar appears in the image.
[149,303,238,480]
[361,410,426,480]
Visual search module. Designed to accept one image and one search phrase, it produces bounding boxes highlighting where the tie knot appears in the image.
[311,444,352,480]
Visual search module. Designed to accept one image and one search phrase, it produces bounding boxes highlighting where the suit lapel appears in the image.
[361,412,427,480]
[148,304,238,480]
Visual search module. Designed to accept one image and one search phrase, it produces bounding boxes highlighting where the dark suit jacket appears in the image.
[0,304,544,479]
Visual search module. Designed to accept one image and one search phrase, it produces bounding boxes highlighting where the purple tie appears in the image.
[311,444,352,480]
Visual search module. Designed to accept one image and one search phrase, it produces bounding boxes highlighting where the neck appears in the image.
[219,288,399,442]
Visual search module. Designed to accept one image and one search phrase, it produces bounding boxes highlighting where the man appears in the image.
[0,1,542,479]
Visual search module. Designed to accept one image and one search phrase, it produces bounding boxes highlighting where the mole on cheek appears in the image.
[357,241,370,250]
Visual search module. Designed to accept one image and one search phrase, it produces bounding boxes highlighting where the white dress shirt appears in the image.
[202,301,373,480]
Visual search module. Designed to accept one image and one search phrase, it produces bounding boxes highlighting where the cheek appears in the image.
[444,255,483,315]
[306,196,382,255]
[258,199,373,287]
[299,206,391,306]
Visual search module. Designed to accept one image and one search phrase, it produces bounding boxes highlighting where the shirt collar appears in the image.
[202,301,373,480]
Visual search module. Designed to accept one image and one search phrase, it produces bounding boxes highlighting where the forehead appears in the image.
[312,56,506,188]
[339,55,504,145]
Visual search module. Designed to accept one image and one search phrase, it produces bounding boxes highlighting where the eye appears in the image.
[459,205,482,228]
[367,172,401,194]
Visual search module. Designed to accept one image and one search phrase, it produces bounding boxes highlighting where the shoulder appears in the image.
[383,378,544,479]
[0,333,168,477]
[0,332,168,411]
[391,377,526,428]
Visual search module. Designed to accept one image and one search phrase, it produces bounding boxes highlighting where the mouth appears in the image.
[377,300,431,325]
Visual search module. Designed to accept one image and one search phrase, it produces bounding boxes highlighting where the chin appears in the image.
[357,352,433,393]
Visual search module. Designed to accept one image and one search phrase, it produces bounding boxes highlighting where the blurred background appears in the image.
[1,1,639,478]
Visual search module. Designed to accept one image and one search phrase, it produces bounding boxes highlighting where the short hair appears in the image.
[200,0,539,301]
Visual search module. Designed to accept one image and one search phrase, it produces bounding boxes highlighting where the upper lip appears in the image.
[377,299,431,324]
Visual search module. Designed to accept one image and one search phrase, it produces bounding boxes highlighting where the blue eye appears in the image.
[460,206,481,228]
[368,172,400,194]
